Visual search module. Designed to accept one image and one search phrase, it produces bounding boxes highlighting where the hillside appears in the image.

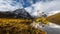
[46,13,60,25]
[0,8,33,19]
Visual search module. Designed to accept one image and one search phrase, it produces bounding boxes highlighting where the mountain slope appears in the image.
[0,9,33,19]
[13,8,33,19]
[47,13,60,25]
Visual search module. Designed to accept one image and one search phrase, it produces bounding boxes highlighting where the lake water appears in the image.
[32,22,60,34]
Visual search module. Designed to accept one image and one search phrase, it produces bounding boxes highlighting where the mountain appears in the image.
[46,13,60,25]
[0,9,33,19]
[13,8,33,19]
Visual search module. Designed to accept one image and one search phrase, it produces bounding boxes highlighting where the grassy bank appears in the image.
[47,13,60,25]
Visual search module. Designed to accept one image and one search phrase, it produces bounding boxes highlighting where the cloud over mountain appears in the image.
[0,0,60,16]
[25,0,60,16]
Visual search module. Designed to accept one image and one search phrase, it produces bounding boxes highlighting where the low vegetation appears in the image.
[0,18,46,34]
[47,13,60,25]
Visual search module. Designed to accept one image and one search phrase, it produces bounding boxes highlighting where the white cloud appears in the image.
[48,10,60,16]
[0,0,23,11]
[25,7,32,13]
[0,0,60,16]
[25,0,60,16]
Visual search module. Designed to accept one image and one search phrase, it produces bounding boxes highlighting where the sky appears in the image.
[0,0,60,16]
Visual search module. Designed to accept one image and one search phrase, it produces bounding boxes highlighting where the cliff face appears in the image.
[46,13,60,25]
[0,9,33,19]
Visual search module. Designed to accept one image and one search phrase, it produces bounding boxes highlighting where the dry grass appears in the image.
[0,18,46,34]
[46,13,60,25]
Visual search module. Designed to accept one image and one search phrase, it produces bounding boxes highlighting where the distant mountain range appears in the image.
[0,8,33,19]
[47,13,60,25]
